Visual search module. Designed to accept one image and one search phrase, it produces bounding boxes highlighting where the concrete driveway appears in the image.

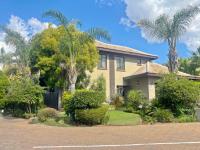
[1,117,200,150]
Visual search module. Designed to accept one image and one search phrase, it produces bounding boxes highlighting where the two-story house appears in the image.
[90,41,200,101]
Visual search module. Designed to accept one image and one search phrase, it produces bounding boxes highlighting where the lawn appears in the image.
[106,110,142,126]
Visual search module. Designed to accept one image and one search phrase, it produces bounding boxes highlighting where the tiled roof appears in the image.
[95,40,158,59]
[131,62,200,80]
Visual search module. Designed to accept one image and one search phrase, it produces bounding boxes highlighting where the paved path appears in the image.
[1,117,200,150]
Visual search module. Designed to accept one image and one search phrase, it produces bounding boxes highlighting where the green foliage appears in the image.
[126,90,148,111]
[177,115,196,123]
[62,91,73,114]
[70,90,105,109]
[75,105,109,125]
[4,77,44,114]
[153,109,174,123]
[0,27,30,76]
[0,71,9,100]
[110,94,124,108]
[142,115,157,124]
[90,75,106,93]
[30,25,99,90]
[179,47,200,75]
[156,74,200,116]
[37,10,110,92]
[68,90,105,120]
[0,99,5,109]
[37,107,58,122]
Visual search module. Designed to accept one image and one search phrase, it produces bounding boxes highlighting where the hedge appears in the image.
[75,105,109,125]
[69,90,105,110]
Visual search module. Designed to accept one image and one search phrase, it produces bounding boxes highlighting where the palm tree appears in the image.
[138,6,200,72]
[43,10,111,93]
[0,27,30,76]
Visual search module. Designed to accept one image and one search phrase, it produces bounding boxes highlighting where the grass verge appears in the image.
[106,110,142,126]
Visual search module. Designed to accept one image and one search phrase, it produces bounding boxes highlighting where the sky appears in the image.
[0,0,200,64]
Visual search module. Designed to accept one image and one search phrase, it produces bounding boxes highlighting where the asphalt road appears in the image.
[1,117,200,150]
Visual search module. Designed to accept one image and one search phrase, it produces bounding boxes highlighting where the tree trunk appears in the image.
[68,64,77,93]
[168,47,178,73]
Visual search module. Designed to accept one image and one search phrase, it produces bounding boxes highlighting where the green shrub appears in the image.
[0,99,5,109]
[126,90,148,111]
[142,115,156,124]
[153,109,174,123]
[123,106,134,113]
[75,105,109,125]
[0,71,10,100]
[4,77,44,115]
[177,115,196,123]
[156,74,200,116]
[110,94,124,108]
[37,107,58,122]
[90,75,106,93]
[69,89,105,110]
[62,91,73,114]
[23,113,35,119]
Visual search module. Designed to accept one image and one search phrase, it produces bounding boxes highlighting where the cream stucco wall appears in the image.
[89,52,149,99]
[127,77,149,98]
[114,56,147,90]
[89,55,110,99]
[148,76,160,100]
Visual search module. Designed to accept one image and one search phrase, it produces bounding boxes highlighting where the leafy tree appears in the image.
[5,77,44,114]
[156,74,200,116]
[30,26,100,90]
[0,27,31,76]
[138,6,200,72]
[30,27,64,89]
[43,10,111,92]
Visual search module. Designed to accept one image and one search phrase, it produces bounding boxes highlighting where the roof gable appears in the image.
[95,40,158,60]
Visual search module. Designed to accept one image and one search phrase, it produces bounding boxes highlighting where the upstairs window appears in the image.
[116,56,125,71]
[137,59,142,66]
[98,54,107,69]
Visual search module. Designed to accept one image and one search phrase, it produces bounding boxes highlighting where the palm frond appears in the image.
[154,15,172,40]
[71,19,82,28]
[43,10,69,26]
[172,6,200,38]
[138,19,160,40]
[87,28,111,42]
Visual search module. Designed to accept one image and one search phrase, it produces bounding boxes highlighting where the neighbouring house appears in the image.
[89,41,200,101]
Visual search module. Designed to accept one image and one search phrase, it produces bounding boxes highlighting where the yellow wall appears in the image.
[89,53,149,100]
[148,77,159,100]
[89,57,110,99]
[114,56,146,90]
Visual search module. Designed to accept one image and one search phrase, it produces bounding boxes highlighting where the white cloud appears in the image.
[119,17,135,28]
[122,0,200,51]
[95,0,122,7]
[7,15,30,41]
[0,15,53,53]
[27,17,49,35]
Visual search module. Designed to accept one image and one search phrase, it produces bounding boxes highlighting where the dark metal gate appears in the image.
[44,90,59,109]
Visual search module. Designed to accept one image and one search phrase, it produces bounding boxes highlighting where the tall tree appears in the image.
[0,27,30,76]
[43,10,111,92]
[138,6,200,72]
